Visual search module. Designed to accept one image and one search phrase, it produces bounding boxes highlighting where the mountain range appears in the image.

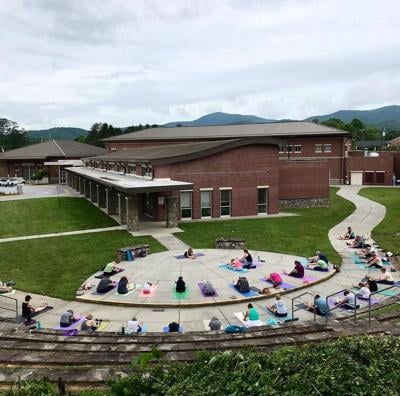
[25,105,400,139]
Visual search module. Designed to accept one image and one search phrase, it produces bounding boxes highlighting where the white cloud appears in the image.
[0,0,399,129]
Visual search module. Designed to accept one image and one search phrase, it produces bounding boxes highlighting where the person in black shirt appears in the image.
[175,276,186,293]
[168,321,180,332]
[308,251,328,264]
[240,249,254,269]
[22,295,47,324]
[97,278,114,293]
[117,276,129,294]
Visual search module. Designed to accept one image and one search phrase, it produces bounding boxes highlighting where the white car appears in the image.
[0,177,25,187]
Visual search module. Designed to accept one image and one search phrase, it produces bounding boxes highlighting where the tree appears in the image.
[0,118,27,151]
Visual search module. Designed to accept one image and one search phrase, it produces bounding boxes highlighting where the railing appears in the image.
[325,289,358,325]
[291,291,316,323]
[0,294,18,319]
[368,283,399,327]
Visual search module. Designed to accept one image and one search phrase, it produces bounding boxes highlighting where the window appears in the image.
[294,145,302,153]
[142,166,152,177]
[315,144,322,153]
[180,191,192,219]
[365,172,374,184]
[376,172,385,184]
[287,145,293,153]
[220,189,231,216]
[279,145,286,153]
[257,188,268,214]
[324,144,332,153]
[201,191,212,217]
[128,164,136,174]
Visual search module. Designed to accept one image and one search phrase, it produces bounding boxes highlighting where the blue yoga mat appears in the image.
[219,264,249,273]
[174,253,205,259]
[229,284,258,297]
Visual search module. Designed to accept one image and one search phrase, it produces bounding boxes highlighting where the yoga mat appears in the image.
[91,285,117,296]
[260,278,296,290]
[139,285,159,298]
[233,312,265,328]
[163,325,183,333]
[114,287,138,297]
[96,320,109,332]
[302,276,317,283]
[197,282,218,297]
[229,284,258,297]
[265,307,287,320]
[32,305,53,318]
[54,316,84,331]
[327,298,358,310]
[172,287,190,299]
[305,267,329,272]
[94,269,125,279]
[219,264,249,273]
[377,289,400,297]
[174,253,205,259]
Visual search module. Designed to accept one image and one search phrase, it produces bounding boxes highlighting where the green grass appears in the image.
[358,188,400,253]
[175,188,355,264]
[0,230,166,300]
[0,197,118,238]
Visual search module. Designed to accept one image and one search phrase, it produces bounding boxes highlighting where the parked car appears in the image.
[0,177,25,187]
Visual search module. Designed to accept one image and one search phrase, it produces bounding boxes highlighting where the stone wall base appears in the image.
[279,197,329,209]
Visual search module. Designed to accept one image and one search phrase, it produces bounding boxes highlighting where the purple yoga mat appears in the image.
[260,278,296,290]
[91,285,117,296]
[302,276,317,283]
[197,282,219,297]
[53,316,84,330]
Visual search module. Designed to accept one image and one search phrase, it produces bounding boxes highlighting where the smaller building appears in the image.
[0,140,105,183]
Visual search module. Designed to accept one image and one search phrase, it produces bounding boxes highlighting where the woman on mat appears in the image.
[209,317,222,331]
[97,277,115,294]
[126,317,143,334]
[308,251,329,264]
[240,249,254,269]
[81,313,98,332]
[22,295,48,324]
[103,261,123,276]
[234,277,250,293]
[334,290,358,309]
[360,275,378,293]
[355,282,371,300]
[142,281,153,294]
[305,295,328,316]
[117,276,134,294]
[175,276,186,293]
[267,295,288,317]
[228,258,243,270]
[265,272,282,288]
[243,303,260,321]
[184,247,196,259]
[285,260,304,278]
[59,309,79,328]
[338,226,355,240]
[307,259,328,271]
[364,251,384,269]
[375,268,395,285]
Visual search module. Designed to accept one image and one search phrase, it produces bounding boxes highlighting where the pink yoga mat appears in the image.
[139,285,159,298]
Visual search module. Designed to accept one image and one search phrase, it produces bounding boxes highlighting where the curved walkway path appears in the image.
[1,186,394,333]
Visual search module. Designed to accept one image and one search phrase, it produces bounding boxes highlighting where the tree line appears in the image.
[0,118,27,151]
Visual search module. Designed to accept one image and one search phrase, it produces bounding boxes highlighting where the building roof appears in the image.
[66,166,193,194]
[389,136,400,145]
[104,121,347,142]
[355,140,388,149]
[87,137,286,165]
[0,140,106,160]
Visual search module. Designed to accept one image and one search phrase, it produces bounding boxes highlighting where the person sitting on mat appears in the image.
[305,294,328,316]
[267,294,288,317]
[265,272,282,288]
[142,281,153,294]
[175,276,186,293]
[60,309,79,328]
[243,303,260,321]
[334,290,359,309]
[103,261,123,276]
[117,276,134,294]
[202,281,216,296]
[357,245,376,259]
[355,282,371,300]
[184,247,196,259]
[364,251,384,269]
[308,251,328,264]
[360,275,378,292]
[285,260,304,278]
[168,321,180,332]
[0,281,14,294]
[22,295,47,324]
[347,235,366,249]
[228,258,243,270]
[209,316,222,331]
[338,226,355,240]
[240,249,254,269]
[97,277,115,294]
[307,258,328,271]
[81,313,98,332]
[375,267,394,285]
[234,276,250,293]
[127,317,143,334]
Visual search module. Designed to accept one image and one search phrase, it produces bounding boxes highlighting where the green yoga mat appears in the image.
[172,287,190,299]
[377,289,400,297]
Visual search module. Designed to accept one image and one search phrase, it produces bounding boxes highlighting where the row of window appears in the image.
[180,188,269,219]
[85,162,153,177]
[278,144,332,154]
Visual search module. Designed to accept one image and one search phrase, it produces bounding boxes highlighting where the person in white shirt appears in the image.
[335,290,358,309]
[376,268,394,285]
[356,283,371,300]
[267,294,288,317]
[126,317,143,334]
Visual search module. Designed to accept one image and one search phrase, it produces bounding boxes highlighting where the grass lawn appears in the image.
[0,197,118,238]
[0,230,166,300]
[358,188,400,254]
[175,188,355,264]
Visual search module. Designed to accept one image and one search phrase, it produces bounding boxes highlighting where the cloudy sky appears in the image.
[0,0,399,130]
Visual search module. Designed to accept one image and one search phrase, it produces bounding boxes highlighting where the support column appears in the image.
[90,182,97,203]
[107,189,118,215]
[98,186,106,208]
[120,195,127,224]
[79,177,84,195]
[74,176,79,192]
[126,196,139,231]
[67,173,73,187]
[166,196,178,228]
[84,179,90,199]
[78,177,81,193]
